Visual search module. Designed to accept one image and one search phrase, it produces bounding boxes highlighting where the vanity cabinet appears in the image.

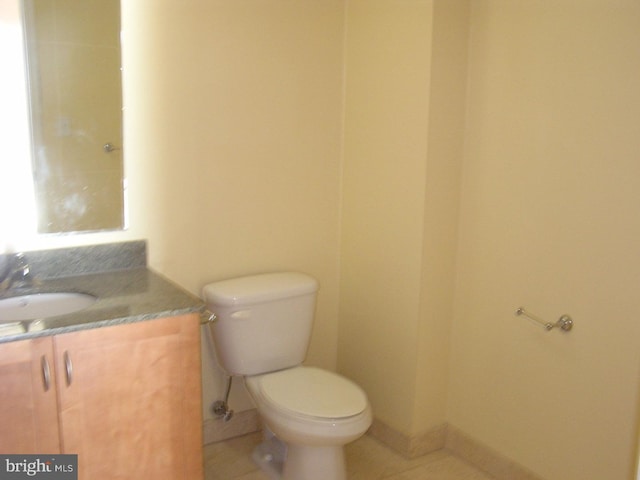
[0,314,203,480]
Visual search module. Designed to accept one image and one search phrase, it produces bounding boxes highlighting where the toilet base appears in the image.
[283,444,346,480]
[252,434,347,480]
[252,432,286,480]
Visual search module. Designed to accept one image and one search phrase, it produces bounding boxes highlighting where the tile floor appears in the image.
[204,432,496,480]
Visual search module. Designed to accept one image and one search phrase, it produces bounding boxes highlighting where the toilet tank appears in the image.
[202,272,319,376]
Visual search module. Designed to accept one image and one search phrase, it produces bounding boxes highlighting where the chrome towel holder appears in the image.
[515,307,574,332]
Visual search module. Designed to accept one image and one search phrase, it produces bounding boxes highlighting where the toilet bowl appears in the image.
[203,272,372,480]
[245,366,372,480]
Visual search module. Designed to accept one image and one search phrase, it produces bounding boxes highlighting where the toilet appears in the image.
[203,272,372,480]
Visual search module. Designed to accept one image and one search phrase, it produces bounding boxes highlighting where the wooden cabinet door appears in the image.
[0,337,60,453]
[54,314,203,479]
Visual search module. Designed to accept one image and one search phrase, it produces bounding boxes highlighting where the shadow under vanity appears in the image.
[0,241,205,480]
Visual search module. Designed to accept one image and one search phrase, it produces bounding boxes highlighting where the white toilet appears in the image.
[203,272,372,480]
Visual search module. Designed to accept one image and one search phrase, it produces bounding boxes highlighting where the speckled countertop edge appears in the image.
[0,242,205,344]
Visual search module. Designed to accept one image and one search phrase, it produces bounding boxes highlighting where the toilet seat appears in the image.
[249,366,368,420]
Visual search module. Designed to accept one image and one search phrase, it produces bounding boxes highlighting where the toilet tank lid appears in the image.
[202,272,318,307]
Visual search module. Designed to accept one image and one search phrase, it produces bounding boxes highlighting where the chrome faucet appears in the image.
[0,253,33,291]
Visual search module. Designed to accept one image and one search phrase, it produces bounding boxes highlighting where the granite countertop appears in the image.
[0,242,205,344]
[0,268,205,344]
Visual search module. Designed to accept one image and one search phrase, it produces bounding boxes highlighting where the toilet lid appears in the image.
[258,367,368,419]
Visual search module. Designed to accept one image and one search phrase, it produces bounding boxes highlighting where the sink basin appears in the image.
[0,292,97,323]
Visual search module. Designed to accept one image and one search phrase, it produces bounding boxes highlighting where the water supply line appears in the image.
[211,375,234,422]
[201,309,234,422]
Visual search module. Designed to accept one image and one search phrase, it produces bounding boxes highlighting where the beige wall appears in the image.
[449,2,640,479]
[414,0,469,435]
[339,0,469,437]
[339,0,434,436]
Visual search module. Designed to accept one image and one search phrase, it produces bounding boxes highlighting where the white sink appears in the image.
[0,292,96,323]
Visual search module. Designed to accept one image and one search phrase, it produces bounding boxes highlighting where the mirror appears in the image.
[2,0,125,235]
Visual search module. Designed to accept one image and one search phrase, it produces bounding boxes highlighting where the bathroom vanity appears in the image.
[0,242,204,479]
